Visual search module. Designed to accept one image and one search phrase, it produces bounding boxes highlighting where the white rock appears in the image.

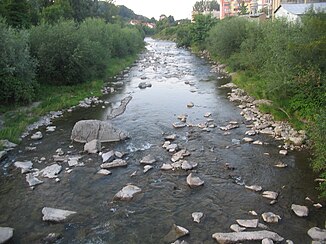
[236,219,259,228]
[114,185,142,201]
[262,238,274,244]
[286,240,294,244]
[307,227,326,241]
[243,137,254,143]
[192,212,203,223]
[68,156,82,167]
[140,155,156,164]
[274,162,288,168]
[245,185,262,192]
[165,134,177,141]
[42,207,76,222]
[212,231,284,243]
[143,165,153,173]
[101,159,127,169]
[262,191,278,200]
[249,210,258,216]
[172,149,190,162]
[173,122,186,129]
[14,161,33,173]
[0,227,14,243]
[102,150,115,163]
[84,139,101,154]
[262,212,281,223]
[291,204,309,217]
[204,112,211,117]
[313,203,323,209]
[31,131,43,140]
[181,161,198,170]
[186,173,204,188]
[230,224,246,232]
[187,102,194,108]
[40,164,62,178]
[279,150,288,155]
[164,224,189,243]
[46,126,56,132]
[115,151,124,158]
[97,169,111,175]
[161,163,173,170]
[26,173,44,186]
[253,140,263,145]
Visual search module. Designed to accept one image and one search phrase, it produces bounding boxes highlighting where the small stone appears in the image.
[164,224,189,243]
[84,139,101,154]
[279,150,288,155]
[262,191,278,200]
[171,149,190,162]
[114,185,142,201]
[56,148,64,156]
[204,112,211,117]
[253,140,263,145]
[262,238,274,244]
[181,161,198,170]
[161,163,173,170]
[236,219,259,228]
[286,240,294,244]
[274,162,288,168]
[31,131,43,140]
[101,159,127,169]
[102,150,115,163]
[313,203,323,209]
[186,173,204,188]
[97,169,111,175]
[307,227,326,241]
[140,155,156,164]
[187,102,194,108]
[249,210,258,216]
[42,207,76,222]
[165,134,177,141]
[245,185,262,192]
[46,126,56,132]
[143,165,153,173]
[262,212,281,223]
[230,224,246,232]
[173,122,187,129]
[243,137,254,143]
[40,164,62,179]
[0,227,14,243]
[26,173,44,186]
[14,161,33,173]
[192,212,203,223]
[42,233,62,243]
[115,151,124,158]
[291,204,309,217]
[130,171,137,177]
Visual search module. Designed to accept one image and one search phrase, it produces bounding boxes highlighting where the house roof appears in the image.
[275,3,326,15]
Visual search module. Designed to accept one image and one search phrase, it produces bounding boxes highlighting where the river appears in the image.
[0,38,325,243]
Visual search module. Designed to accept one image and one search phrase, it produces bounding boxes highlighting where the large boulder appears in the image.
[71,120,128,143]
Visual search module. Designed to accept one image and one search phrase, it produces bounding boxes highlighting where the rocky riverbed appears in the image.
[0,38,325,243]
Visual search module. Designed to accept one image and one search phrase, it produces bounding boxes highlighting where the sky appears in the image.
[114,0,199,20]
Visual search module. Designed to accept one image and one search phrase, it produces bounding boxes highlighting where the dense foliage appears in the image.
[157,12,326,197]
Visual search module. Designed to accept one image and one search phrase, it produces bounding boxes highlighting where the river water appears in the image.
[0,38,325,243]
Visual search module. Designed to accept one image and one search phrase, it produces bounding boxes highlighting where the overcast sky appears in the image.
[114,0,199,20]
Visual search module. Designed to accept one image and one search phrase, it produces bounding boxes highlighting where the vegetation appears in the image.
[156,11,326,197]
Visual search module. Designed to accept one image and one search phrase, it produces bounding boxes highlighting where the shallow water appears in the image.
[0,38,325,244]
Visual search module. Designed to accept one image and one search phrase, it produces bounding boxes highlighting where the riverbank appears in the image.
[0,55,138,147]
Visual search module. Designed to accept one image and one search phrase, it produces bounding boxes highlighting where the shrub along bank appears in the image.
[0,17,144,144]
[157,13,326,198]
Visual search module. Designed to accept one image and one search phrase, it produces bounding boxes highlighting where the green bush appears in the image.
[0,18,37,103]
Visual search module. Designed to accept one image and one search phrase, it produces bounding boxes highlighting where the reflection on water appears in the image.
[0,38,325,244]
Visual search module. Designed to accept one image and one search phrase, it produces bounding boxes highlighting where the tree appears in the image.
[0,0,31,28]
[239,1,248,15]
[193,0,220,13]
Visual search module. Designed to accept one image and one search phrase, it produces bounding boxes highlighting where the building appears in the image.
[274,2,326,22]
[219,0,270,19]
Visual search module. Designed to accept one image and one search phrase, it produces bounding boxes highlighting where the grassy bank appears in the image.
[0,55,139,144]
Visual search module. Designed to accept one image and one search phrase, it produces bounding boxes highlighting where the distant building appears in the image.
[274,2,326,22]
[219,0,270,19]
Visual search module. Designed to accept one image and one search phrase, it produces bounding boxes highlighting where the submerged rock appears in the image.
[114,185,142,201]
[212,230,284,243]
[71,120,128,143]
[107,96,132,119]
[192,212,203,223]
[186,173,204,188]
[14,161,33,173]
[291,204,309,217]
[42,207,76,222]
[0,227,14,243]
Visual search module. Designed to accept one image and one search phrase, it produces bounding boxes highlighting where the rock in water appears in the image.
[100,159,127,169]
[291,204,309,217]
[31,131,43,140]
[186,173,204,188]
[262,191,278,200]
[102,150,115,163]
[140,155,156,165]
[245,185,262,192]
[307,227,326,241]
[0,227,14,243]
[26,173,44,187]
[107,96,132,119]
[212,231,284,243]
[42,207,76,222]
[262,238,274,244]
[230,224,246,232]
[192,212,204,223]
[84,139,101,154]
[71,120,128,143]
[114,185,141,201]
[262,212,281,223]
[164,224,189,243]
[14,161,33,173]
[236,219,259,228]
[40,164,62,179]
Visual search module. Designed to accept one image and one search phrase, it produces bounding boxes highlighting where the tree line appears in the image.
[156,12,326,197]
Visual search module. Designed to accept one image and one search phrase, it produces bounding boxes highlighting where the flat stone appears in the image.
[114,151,124,158]
[186,173,204,188]
[172,149,190,162]
[140,155,156,165]
[0,227,14,243]
[31,131,43,140]
[245,185,262,192]
[262,212,281,223]
[84,139,101,154]
[212,230,284,243]
[42,207,76,222]
[26,173,44,186]
[164,224,189,243]
[291,204,309,217]
[165,134,177,141]
[308,227,326,241]
[230,224,246,232]
[101,159,127,169]
[262,238,274,244]
[14,161,33,173]
[161,163,173,170]
[143,165,153,173]
[102,150,115,163]
[279,150,288,155]
[274,162,288,168]
[97,169,111,175]
[181,161,198,170]
[173,122,187,129]
[236,219,258,228]
[67,156,82,167]
[187,102,194,108]
[46,126,56,132]
[40,164,62,179]
[114,185,141,201]
[262,191,278,200]
[243,137,254,143]
[192,212,203,223]
[166,144,178,152]
[204,112,211,117]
